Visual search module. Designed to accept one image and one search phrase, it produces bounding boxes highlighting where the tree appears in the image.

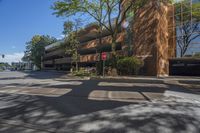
[63,21,73,37]
[66,32,80,71]
[23,35,57,69]
[53,0,106,53]
[52,0,147,55]
[175,1,200,57]
[177,22,200,57]
[63,20,81,71]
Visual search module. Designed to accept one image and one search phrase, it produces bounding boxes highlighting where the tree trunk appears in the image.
[111,34,117,56]
[75,50,79,71]
[180,49,184,57]
[99,23,103,46]
[76,61,78,72]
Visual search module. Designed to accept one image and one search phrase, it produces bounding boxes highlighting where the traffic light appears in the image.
[2,54,5,58]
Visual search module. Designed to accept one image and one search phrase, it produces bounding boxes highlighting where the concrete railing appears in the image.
[44,49,66,58]
[43,60,54,65]
[80,32,125,50]
[55,57,72,64]
[80,54,99,63]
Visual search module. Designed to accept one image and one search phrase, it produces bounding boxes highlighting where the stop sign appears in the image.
[101,52,107,60]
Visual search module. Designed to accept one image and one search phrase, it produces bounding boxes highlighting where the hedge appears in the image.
[117,57,143,75]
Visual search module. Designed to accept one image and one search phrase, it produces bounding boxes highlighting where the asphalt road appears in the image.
[0,71,200,133]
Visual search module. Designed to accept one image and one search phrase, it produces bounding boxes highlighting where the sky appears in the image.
[0,0,199,63]
[0,0,65,63]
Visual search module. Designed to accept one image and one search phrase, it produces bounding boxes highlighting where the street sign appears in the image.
[101,52,107,61]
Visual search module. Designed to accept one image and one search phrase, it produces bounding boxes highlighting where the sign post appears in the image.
[101,52,107,77]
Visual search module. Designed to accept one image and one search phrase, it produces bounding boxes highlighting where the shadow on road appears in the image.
[23,71,68,79]
[0,71,68,80]
[0,71,200,132]
[0,92,199,133]
[0,77,200,133]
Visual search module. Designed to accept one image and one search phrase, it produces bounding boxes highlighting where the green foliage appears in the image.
[193,52,200,57]
[65,32,80,62]
[96,56,143,76]
[52,0,83,17]
[104,55,124,69]
[63,21,73,36]
[52,0,147,54]
[117,57,143,75]
[0,63,10,71]
[96,55,123,75]
[72,68,96,77]
[63,20,81,71]
[23,35,57,69]
[63,19,82,36]
[73,70,90,77]
[192,2,200,22]
[175,0,200,22]
[105,56,118,69]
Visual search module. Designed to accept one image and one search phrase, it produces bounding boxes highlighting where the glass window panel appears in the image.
[174,3,181,14]
[182,12,192,23]
[182,1,191,12]
[192,0,200,4]
[192,3,200,22]
[175,13,182,25]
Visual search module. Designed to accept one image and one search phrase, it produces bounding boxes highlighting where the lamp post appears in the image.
[0,54,5,58]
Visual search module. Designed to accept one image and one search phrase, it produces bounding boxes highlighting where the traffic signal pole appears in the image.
[103,60,105,77]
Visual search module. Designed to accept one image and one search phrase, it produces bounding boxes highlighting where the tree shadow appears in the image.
[0,78,200,132]
[0,93,199,133]
[23,71,68,79]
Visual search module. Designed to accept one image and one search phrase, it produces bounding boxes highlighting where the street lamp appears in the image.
[0,54,5,58]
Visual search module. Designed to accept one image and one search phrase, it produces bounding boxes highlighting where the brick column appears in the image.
[133,0,175,76]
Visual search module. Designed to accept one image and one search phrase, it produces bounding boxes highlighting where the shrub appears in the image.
[72,67,96,77]
[105,55,124,68]
[96,55,123,76]
[117,57,143,75]
[193,52,200,58]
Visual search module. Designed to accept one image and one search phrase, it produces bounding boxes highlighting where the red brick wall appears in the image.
[133,0,175,76]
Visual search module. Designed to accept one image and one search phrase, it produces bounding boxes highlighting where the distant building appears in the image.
[11,62,34,71]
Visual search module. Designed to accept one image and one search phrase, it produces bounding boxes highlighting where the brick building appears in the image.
[42,0,176,76]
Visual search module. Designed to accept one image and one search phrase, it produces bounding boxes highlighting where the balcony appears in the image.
[44,49,66,59]
[78,25,99,43]
[80,54,99,63]
[55,57,71,64]
[43,50,126,65]
[43,60,53,65]
[80,32,125,50]
[45,41,64,52]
